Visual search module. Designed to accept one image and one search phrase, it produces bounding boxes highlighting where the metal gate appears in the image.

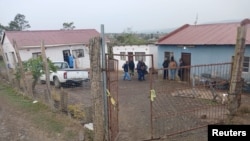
[106,58,119,141]
[150,62,232,140]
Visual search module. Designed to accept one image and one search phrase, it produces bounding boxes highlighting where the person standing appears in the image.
[169,56,177,80]
[178,58,185,81]
[122,61,131,80]
[128,58,135,77]
[136,61,142,81]
[68,53,74,68]
[140,60,146,80]
[162,58,169,79]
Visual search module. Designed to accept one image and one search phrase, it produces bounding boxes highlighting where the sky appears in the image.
[0,0,249,33]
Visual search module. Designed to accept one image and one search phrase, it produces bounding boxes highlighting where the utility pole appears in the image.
[228,19,249,116]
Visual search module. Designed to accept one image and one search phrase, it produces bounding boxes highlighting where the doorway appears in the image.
[181,53,191,81]
[128,52,133,61]
[63,50,70,64]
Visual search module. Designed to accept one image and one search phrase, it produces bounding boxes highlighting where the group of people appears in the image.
[162,56,185,81]
[122,58,147,81]
[122,56,185,81]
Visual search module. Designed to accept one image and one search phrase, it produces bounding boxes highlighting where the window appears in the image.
[135,52,146,61]
[243,56,250,72]
[120,52,126,60]
[53,62,69,69]
[164,52,173,61]
[32,52,41,58]
[72,49,84,58]
[5,53,8,61]
[11,52,17,64]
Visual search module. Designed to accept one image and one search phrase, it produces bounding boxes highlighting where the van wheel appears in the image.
[53,77,61,88]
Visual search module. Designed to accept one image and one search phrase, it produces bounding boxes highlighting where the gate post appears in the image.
[228,19,249,115]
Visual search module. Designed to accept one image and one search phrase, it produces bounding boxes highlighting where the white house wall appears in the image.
[19,48,41,61]
[74,46,91,69]
[148,45,158,69]
[112,45,157,71]
[2,37,16,68]
[20,45,91,69]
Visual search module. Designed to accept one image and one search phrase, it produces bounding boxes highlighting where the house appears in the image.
[0,29,106,69]
[156,19,250,81]
[112,45,158,71]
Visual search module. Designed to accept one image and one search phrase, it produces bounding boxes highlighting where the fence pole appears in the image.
[228,19,249,115]
[40,40,54,109]
[90,36,105,141]
[13,40,30,97]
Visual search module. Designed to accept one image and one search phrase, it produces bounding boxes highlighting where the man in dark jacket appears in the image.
[128,58,135,77]
[136,61,142,80]
[178,58,185,81]
[162,58,169,79]
[122,61,131,80]
[140,60,146,80]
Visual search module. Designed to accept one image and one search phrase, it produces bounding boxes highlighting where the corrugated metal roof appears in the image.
[157,20,250,45]
[4,29,100,48]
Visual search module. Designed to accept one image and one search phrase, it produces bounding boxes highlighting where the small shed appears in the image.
[112,44,158,71]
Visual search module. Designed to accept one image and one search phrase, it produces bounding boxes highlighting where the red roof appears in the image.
[4,29,100,48]
[157,20,250,45]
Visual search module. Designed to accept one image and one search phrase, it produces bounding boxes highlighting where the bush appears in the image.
[67,104,85,120]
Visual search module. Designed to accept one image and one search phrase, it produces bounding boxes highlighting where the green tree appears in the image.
[62,22,75,30]
[0,13,31,31]
[8,13,31,31]
[0,24,7,32]
[22,56,57,92]
[113,27,148,45]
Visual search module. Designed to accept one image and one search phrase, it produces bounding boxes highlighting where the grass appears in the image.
[0,82,82,140]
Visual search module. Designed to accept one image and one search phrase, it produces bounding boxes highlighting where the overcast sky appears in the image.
[0,0,249,33]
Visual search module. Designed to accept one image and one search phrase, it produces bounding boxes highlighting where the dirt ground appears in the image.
[116,74,250,141]
[1,72,250,141]
[0,83,68,141]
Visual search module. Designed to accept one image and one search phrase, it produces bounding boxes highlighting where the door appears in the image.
[63,50,70,64]
[181,53,191,81]
[128,52,133,61]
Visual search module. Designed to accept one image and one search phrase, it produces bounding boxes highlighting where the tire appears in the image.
[53,77,61,88]
[77,81,83,87]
